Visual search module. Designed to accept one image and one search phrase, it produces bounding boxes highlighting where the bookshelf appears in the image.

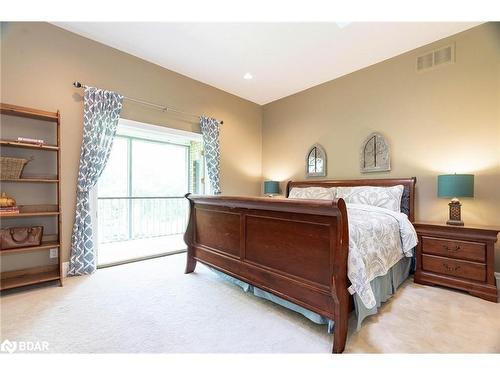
[0,103,63,291]
[0,140,59,151]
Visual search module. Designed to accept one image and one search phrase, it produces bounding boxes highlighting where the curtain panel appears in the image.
[68,87,123,275]
[199,116,221,194]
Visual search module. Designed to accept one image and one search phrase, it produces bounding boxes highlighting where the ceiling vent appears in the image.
[416,43,455,72]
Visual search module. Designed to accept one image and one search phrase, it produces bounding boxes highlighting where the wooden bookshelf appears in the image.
[0,103,63,291]
[1,265,60,290]
[0,103,59,122]
[0,177,59,183]
[0,139,59,151]
[0,241,60,255]
[0,204,60,218]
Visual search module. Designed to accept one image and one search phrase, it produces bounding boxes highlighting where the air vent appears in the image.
[417,52,433,71]
[416,44,455,72]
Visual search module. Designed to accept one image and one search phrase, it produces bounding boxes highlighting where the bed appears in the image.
[183,177,417,353]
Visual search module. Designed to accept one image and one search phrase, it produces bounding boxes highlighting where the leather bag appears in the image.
[0,226,43,250]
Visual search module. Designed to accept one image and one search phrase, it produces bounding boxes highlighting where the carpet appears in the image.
[1,253,499,353]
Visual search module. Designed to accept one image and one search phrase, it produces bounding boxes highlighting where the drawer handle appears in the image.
[443,245,461,253]
[442,263,461,272]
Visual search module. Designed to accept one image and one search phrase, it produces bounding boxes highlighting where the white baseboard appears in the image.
[495,272,500,290]
[62,262,69,278]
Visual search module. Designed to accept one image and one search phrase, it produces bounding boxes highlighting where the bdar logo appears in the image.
[1,339,17,353]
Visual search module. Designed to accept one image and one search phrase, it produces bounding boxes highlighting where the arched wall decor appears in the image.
[360,132,391,173]
[305,143,327,177]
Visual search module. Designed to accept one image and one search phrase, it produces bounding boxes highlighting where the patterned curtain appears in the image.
[199,116,221,194]
[68,87,123,275]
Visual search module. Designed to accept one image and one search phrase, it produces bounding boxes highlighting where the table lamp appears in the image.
[437,174,474,226]
[264,180,280,197]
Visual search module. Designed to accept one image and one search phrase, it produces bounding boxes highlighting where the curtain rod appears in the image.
[72,82,223,125]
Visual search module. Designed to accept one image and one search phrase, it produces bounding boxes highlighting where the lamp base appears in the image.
[447,199,464,226]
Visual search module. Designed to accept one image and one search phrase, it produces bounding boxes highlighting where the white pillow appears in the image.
[336,185,404,212]
[329,187,337,198]
[289,187,335,200]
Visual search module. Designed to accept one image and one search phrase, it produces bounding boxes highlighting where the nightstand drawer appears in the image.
[421,236,486,263]
[422,254,486,282]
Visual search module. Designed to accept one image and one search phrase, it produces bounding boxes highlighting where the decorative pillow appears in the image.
[289,187,335,200]
[329,187,337,198]
[336,185,404,212]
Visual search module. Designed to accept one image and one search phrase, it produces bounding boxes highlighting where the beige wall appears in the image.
[2,22,499,273]
[262,23,500,271]
[0,22,262,267]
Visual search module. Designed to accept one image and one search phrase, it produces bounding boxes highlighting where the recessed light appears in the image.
[243,73,253,80]
[335,22,351,29]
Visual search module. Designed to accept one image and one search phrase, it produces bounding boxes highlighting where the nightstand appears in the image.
[414,222,499,302]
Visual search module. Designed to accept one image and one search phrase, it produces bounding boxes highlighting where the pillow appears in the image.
[329,187,337,198]
[336,185,404,212]
[289,187,335,200]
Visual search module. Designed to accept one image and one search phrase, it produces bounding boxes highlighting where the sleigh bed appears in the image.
[183,177,416,353]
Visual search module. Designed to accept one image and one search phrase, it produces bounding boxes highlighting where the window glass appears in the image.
[98,136,128,197]
[131,139,189,197]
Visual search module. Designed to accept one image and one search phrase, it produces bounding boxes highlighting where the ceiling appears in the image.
[54,22,481,105]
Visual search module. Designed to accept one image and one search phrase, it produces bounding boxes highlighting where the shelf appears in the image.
[0,103,59,122]
[0,177,59,183]
[0,139,59,151]
[0,204,60,218]
[0,102,62,292]
[0,265,60,291]
[0,242,60,255]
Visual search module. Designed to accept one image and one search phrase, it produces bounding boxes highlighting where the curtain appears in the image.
[68,87,123,275]
[199,116,221,194]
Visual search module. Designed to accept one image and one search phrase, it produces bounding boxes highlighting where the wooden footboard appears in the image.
[183,194,350,353]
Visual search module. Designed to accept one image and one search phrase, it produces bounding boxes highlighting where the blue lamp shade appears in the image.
[437,174,474,198]
[264,180,280,195]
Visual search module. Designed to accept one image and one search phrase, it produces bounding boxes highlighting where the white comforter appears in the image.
[346,203,418,309]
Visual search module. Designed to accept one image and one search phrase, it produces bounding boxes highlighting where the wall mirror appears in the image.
[306,143,327,177]
[360,132,391,173]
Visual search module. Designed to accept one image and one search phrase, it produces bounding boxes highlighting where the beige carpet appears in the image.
[1,254,499,353]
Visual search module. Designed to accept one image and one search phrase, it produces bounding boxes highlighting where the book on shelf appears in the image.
[17,137,45,145]
[0,206,18,211]
[0,206,19,215]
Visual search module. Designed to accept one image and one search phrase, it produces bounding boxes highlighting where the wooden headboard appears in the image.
[286,177,417,222]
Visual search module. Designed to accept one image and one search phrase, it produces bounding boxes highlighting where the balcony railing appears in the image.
[97,196,188,244]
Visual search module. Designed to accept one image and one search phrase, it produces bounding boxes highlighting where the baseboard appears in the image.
[97,249,187,269]
[61,250,186,277]
[62,262,69,278]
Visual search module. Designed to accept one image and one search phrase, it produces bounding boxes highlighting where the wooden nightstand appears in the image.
[414,222,499,302]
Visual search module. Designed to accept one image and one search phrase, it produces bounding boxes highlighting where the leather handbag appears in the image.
[0,226,43,250]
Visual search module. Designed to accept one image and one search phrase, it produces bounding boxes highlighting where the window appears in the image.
[97,119,207,245]
[98,137,128,197]
[131,139,189,197]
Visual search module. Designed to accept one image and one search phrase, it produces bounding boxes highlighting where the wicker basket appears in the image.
[0,156,30,179]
